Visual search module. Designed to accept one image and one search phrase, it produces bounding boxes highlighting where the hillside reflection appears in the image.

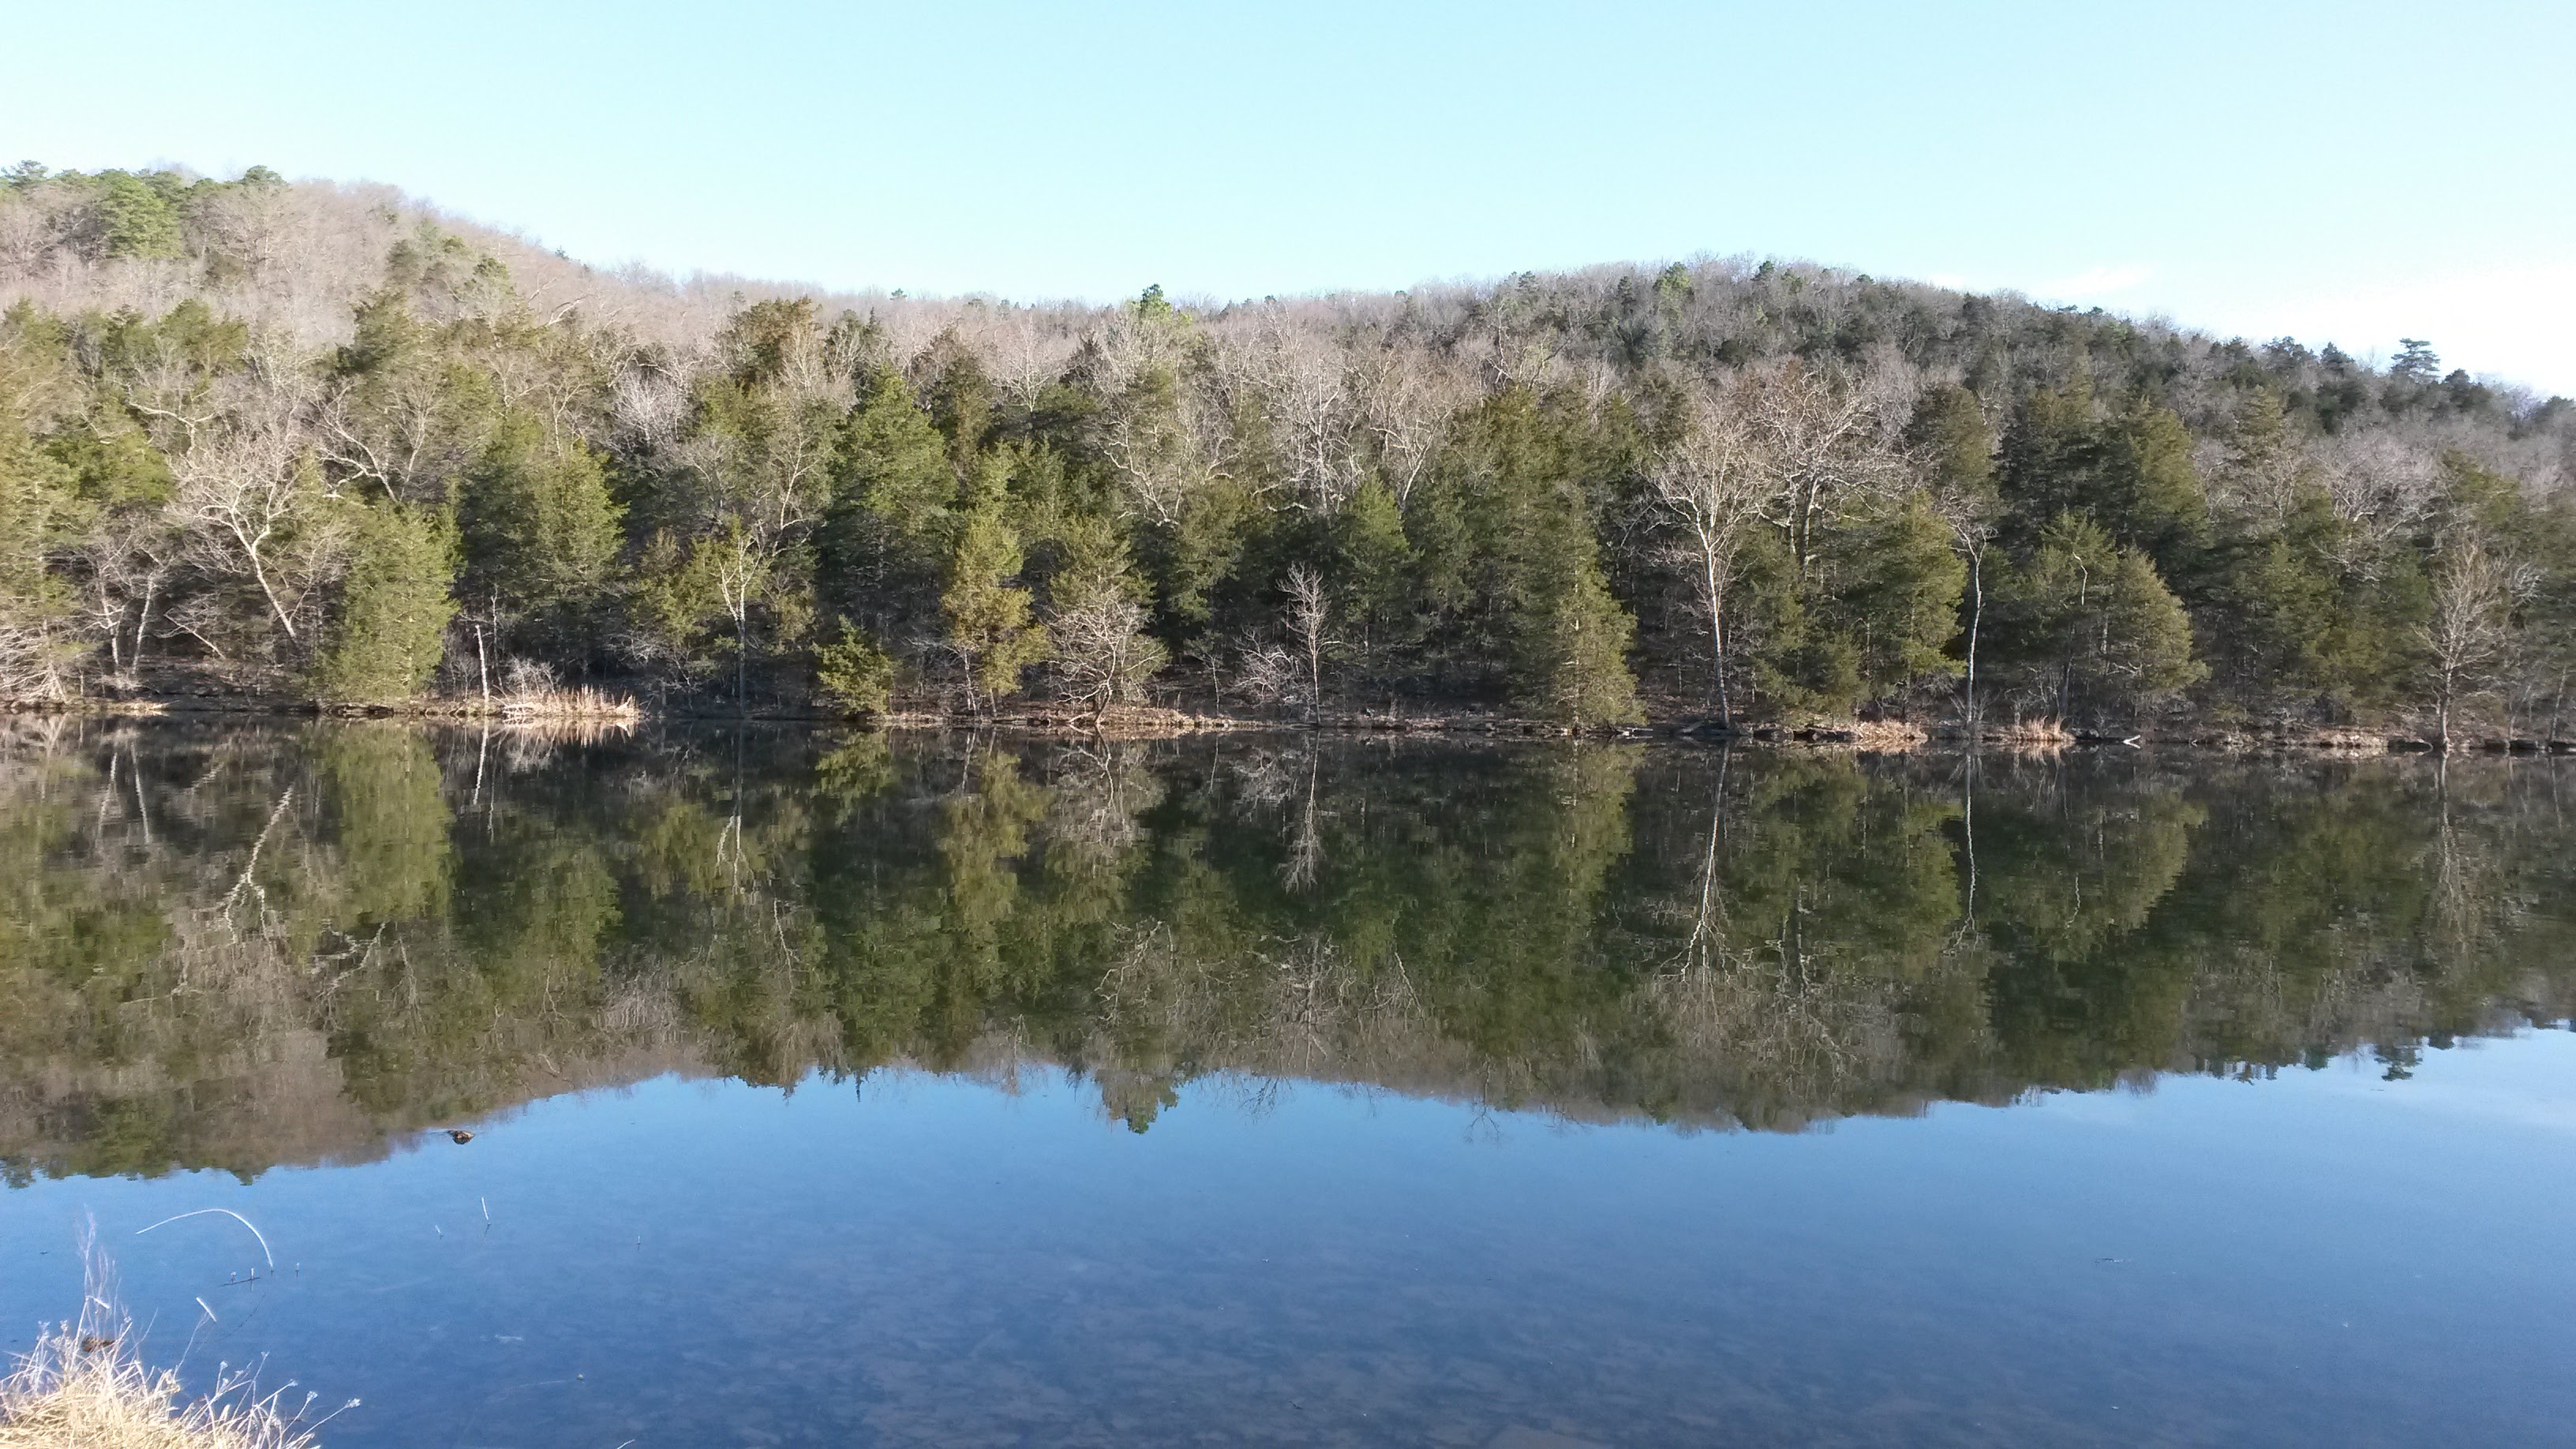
[5,720,2573,1181]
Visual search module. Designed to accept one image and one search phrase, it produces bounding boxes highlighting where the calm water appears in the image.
[2,721,2573,1447]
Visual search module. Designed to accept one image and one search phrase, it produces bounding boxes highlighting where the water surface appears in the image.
[2,722,2570,1446]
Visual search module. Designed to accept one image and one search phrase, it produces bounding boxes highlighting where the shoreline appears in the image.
[9,695,2574,754]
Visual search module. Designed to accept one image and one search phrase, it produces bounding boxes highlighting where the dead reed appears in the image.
[0,1240,351,1449]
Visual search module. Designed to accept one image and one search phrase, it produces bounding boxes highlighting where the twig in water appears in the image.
[135,1208,276,1270]
[196,1296,218,1322]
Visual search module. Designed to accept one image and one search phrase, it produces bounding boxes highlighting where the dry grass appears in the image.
[1978,717,2075,747]
[489,685,641,723]
[1847,719,1930,750]
[0,1245,350,1449]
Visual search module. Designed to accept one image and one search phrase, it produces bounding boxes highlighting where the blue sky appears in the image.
[8,0,2572,391]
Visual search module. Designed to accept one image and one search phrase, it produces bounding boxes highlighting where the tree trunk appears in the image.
[99,583,124,674]
[132,575,155,671]
[247,546,295,641]
[1704,549,1732,730]
[1960,552,1983,729]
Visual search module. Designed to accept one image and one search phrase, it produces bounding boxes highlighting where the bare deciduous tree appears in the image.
[1649,380,1772,726]
[1050,588,1167,727]
[1360,351,1470,508]
[1745,361,1889,578]
[1222,314,1367,513]
[1230,638,1302,710]
[156,365,332,646]
[2419,538,2521,749]
[1283,564,1333,711]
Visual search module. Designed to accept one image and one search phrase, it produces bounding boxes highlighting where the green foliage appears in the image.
[1517,547,1644,724]
[2001,384,2207,571]
[918,330,996,466]
[941,503,1048,710]
[1140,477,1255,639]
[1332,478,1418,676]
[0,409,84,695]
[1414,388,1642,717]
[1819,494,1966,706]
[1906,384,1997,504]
[84,170,185,260]
[818,367,956,636]
[2203,489,2421,710]
[814,623,896,717]
[309,504,458,702]
[627,530,727,668]
[456,410,623,651]
[1994,515,2205,718]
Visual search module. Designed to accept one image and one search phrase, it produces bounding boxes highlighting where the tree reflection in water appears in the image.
[3,717,2570,1181]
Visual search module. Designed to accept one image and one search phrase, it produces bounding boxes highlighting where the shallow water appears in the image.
[2,722,2572,1446]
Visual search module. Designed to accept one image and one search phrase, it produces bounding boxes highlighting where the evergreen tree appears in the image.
[457,410,623,657]
[309,503,458,702]
[0,409,84,698]
[1515,545,1642,724]
[941,501,1047,713]
[1906,384,1999,720]
[1331,477,1417,680]
[1415,387,1642,717]
[814,623,896,717]
[1824,495,1966,709]
[1994,515,2203,721]
[82,170,185,260]
[2095,400,2211,576]
[818,368,955,640]
[2001,384,2207,575]
[918,331,997,467]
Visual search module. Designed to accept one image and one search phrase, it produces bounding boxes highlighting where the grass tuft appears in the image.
[0,1240,351,1449]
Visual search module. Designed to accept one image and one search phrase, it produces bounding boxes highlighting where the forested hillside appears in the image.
[5,163,2573,739]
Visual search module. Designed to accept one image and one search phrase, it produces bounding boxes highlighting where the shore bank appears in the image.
[10,694,2574,754]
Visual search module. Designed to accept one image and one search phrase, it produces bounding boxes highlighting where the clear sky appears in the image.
[8,0,2572,392]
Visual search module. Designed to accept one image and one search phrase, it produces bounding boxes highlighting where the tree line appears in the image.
[5,163,2574,740]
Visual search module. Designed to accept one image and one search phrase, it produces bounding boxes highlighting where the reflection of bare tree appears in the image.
[1282,751,1325,893]
[1221,743,1328,891]
[1043,741,1163,868]
[1226,746,1301,814]
[1645,948,1909,1122]
[2425,760,2518,982]
[1094,927,1436,1091]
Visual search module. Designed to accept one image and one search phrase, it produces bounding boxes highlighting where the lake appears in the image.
[2,721,2572,1447]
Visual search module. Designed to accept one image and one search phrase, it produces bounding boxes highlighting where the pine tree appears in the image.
[818,369,956,638]
[941,504,1047,713]
[309,503,458,702]
[1332,477,1417,680]
[1998,515,2203,721]
[457,410,623,657]
[1515,545,1642,724]
[0,410,84,698]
